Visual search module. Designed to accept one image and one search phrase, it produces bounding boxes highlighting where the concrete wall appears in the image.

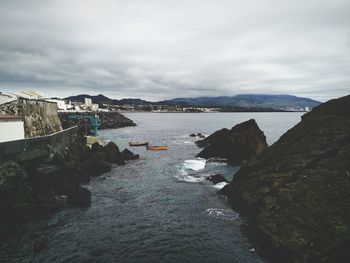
[0,99,63,138]
[0,121,25,143]
[0,126,78,162]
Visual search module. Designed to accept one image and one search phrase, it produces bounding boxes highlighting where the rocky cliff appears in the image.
[221,95,350,263]
[0,99,62,138]
[196,119,268,164]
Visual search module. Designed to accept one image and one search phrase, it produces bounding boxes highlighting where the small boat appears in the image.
[147,146,168,151]
[129,141,149,146]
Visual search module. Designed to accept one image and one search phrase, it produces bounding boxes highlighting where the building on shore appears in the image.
[0,115,25,143]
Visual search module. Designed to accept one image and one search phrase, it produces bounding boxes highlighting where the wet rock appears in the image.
[67,186,91,207]
[196,119,267,164]
[222,95,350,263]
[91,142,103,152]
[206,174,228,184]
[190,133,197,137]
[78,159,111,177]
[122,148,140,161]
[103,142,124,165]
[197,133,205,138]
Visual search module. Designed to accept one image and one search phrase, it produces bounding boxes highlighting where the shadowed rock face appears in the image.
[221,95,350,263]
[196,119,268,164]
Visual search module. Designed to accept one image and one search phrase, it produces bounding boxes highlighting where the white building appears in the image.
[91,103,99,111]
[84,98,92,107]
[305,106,310,112]
[46,99,67,111]
[0,116,25,143]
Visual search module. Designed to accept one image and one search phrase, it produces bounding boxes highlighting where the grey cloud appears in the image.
[0,0,349,101]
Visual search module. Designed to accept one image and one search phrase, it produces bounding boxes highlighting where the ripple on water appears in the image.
[205,208,239,221]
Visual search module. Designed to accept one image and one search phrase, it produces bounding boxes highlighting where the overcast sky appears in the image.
[0,0,349,101]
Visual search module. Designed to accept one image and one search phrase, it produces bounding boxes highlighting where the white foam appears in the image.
[183,159,206,171]
[175,166,205,183]
[175,158,207,183]
[212,182,229,190]
[205,208,239,221]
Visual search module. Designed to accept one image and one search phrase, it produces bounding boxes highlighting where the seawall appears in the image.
[0,126,78,162]
[0,99,63,138]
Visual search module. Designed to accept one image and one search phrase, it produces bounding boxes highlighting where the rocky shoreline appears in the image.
[0,126,139,226]
[214,95,350,262]
[59,111,136,132]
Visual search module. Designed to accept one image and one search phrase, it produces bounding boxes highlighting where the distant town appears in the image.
[0,91,316,113]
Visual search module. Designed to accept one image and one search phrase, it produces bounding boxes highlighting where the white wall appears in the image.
[0,121,25,142]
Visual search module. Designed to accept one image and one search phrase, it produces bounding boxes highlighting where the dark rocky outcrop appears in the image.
[122,148,140,161]
[196,119,268,164]
[0,126,135,225]
[59,111,136,133]
[206,174,228,184]
[103,142,124,165]
[221,95,350,263]
[97,112,136,129]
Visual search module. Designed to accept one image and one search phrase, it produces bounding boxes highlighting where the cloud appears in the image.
[0,0,349,101]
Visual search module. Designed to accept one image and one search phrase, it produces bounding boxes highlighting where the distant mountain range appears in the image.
[65,94,321,109]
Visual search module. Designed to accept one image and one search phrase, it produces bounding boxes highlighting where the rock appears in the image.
[67,186,91,207]
[222,95,350,263]
[197,133,205,138]
[196,119,268,164]
[103,142,124,165]
[122,148,140,161]
[206,174,228,184]
[190,133,197,137]
[78,159,111,177]
[91,142,103,152]
[0,162,33,223]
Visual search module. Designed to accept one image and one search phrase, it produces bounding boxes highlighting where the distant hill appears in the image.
[65,94,113,104]
[65,94,151,105]
[159,94,321,109]
[65,94,321,109]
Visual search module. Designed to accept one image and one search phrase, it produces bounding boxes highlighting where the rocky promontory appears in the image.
[220,95,350,262]
[196,119,268,164]
[59,111,136,132]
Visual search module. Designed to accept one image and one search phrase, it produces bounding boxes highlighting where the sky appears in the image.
[0,0,349,102]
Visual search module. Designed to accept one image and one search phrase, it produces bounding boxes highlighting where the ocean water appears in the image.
[1,112,303,263]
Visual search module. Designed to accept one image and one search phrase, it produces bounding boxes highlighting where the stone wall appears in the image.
[0,99,63,138]
[0,126,78,162]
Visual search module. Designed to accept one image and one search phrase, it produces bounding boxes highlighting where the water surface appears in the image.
[1,112,303,263]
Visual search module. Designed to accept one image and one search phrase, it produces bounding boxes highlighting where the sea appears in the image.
[1,112,303,263]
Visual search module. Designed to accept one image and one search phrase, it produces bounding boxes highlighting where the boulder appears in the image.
[190,133,197,137]
[103,142,124,165]
[196,119,268,164]
[122,148,140,161]
[222,95,350,263]
[197,133,205,138]
[91,142,104,152]
[206,174,228,184]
